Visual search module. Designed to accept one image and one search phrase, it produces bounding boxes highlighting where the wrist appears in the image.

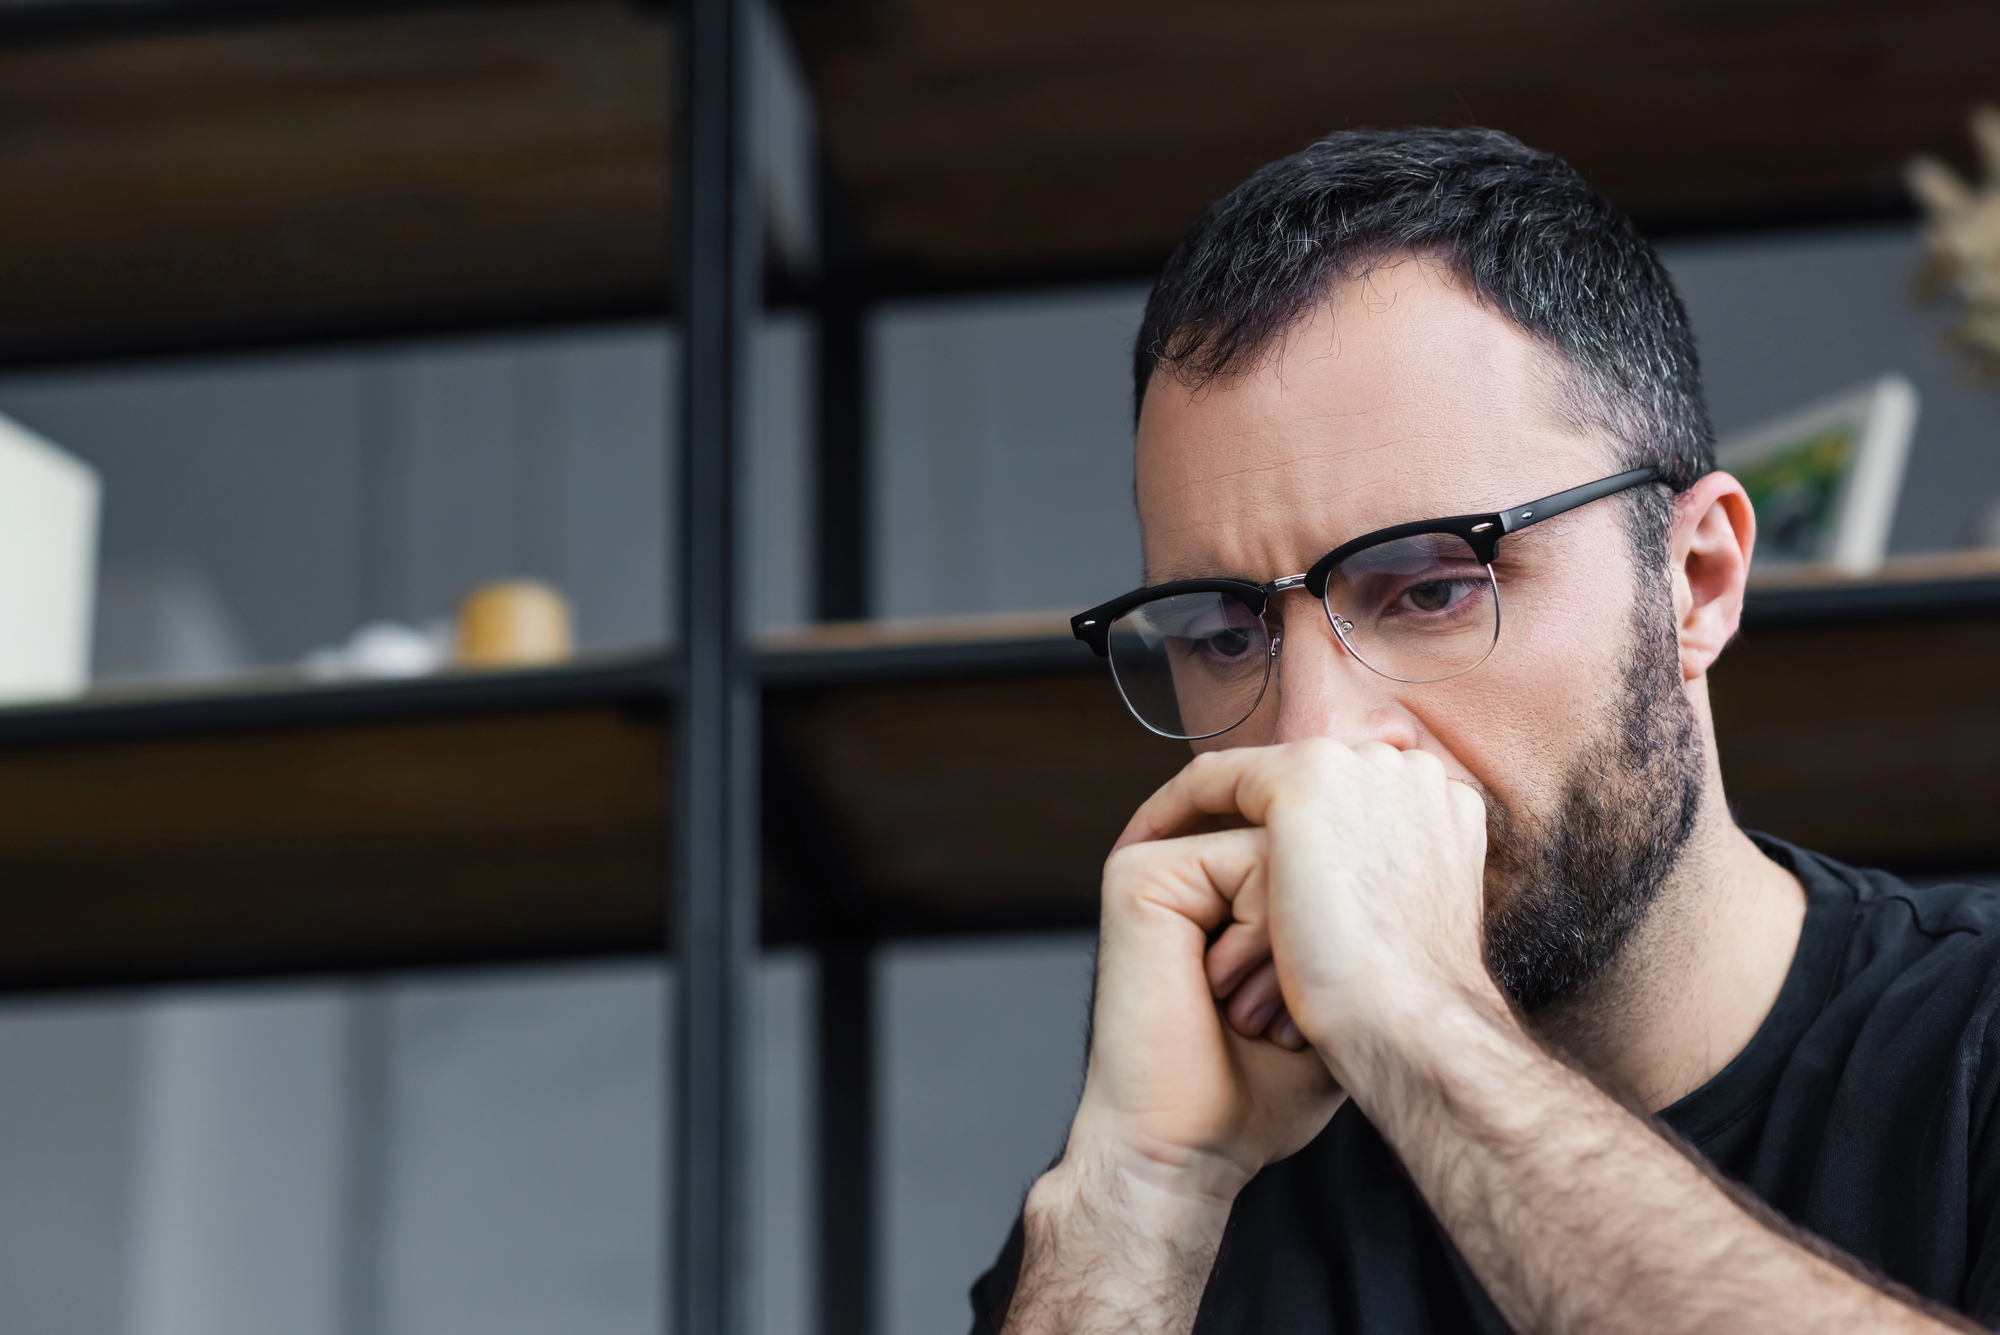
[1326,980,1538,1123]
[1034,1133,1244,1247]
[1003,1146,1235,1335]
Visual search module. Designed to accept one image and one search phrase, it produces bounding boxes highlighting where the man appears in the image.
[969,127,2000,1333]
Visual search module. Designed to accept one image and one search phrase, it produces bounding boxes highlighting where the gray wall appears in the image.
[0,1001,141,1335]
[871,288,1149,620]
[0,316,815,675]
[0,959,819,1335]
[371,968,668,1335]
[877,935,1095,1335]
[0,942,1091,1335]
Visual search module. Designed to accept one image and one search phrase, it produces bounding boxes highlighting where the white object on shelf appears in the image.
[299,619,451,682]
[0,413,100,703]
[1716,373,1919,577]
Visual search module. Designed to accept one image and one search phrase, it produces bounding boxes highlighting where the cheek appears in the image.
[1422,571,1634,821]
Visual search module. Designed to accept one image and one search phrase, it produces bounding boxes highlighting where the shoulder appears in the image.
[1759,836,2000,1029]
[1849,867,2000,949]
[1765,835,2000,954]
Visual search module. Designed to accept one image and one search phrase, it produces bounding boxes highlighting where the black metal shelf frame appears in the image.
[673,0,756,1330]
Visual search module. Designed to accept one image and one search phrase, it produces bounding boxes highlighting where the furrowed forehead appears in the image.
[1133,263,1618,585]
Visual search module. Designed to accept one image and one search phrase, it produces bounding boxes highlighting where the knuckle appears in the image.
[1186,748,1225,777]
[1103,841,1149,883]
[1098,867,1144,919]
[1452,781,1487,820]
[1289,735,1347,777]
[1401,748,1446,781]
[1295,735,1341,758]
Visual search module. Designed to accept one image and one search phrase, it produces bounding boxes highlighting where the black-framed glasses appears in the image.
[1072,467,1662,740]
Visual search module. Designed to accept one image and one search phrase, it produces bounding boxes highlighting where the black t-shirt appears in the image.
[969,837,2000,1332]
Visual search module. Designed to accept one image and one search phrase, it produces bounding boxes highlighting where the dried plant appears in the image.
[1909,107,2000,379]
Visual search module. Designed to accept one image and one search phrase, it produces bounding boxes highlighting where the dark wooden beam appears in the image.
[795,0,1987,270]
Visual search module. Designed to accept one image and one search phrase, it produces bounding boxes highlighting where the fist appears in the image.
[1125,740,1494,1093]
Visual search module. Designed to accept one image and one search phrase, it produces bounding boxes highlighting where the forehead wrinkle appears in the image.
[1145,406,1419,495]
[1140,428,1471,589]
[1155,441,1336,496]
[1141,489,1306,586]
[1135,273,1593,597]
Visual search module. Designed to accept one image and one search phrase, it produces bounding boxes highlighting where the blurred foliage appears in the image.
[1909,106,2000,379]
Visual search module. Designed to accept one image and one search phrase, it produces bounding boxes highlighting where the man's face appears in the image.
[1133,256,1702,1011]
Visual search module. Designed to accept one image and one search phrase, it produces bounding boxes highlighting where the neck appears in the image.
[1526,678,1807,1112]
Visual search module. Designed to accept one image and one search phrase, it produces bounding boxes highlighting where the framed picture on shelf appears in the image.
[1716,372,1919,577]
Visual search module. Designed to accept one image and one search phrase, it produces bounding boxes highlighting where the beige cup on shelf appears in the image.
[455,580,574,669]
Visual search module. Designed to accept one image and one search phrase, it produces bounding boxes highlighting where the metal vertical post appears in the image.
[812,144,877,1335]
[815,147,869,625]
[674,0,757,1331]
[817,938,874,1335]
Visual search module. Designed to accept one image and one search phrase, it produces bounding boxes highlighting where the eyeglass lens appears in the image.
[1106,590,1272,740]
[1107,532,1500,740]
[1324,532,1499,684]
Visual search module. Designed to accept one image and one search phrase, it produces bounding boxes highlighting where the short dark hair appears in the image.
[1133,127,1714,546]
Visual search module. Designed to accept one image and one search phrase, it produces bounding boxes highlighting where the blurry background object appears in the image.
[1716,373,1918,575]
[0,412,98,704]
[455,580,574,669]
[92,563,254,686]
[1909,106,2000,378]
[299,620,452,683]
[1974,497,2000,548]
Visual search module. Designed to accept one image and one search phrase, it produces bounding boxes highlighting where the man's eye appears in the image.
[1204,629,1252,656]
[1398,576,1485,615]
[1408,581,1455,612]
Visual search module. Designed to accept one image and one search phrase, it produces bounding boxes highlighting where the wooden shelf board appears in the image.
[794,0,1989,271]
[0,0,673,365]
[0,651,672,750]
[0,0,1988,361]
[0,703,667,989]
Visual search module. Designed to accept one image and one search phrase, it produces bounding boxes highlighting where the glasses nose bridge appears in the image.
[1260,576,1362,688]
[1256,571,1320,639]
[1257,572,1316,633]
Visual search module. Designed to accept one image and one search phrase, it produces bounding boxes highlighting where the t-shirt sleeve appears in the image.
[968,1213,1027,1335]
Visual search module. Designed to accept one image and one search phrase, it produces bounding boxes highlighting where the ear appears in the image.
[1669,471,1757,683]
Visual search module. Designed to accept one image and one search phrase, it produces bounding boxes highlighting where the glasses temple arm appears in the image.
[1497,466,1662,535]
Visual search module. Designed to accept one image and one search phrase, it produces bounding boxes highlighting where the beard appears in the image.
[1479,579,1705,1014]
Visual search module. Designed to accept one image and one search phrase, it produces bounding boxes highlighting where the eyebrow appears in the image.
[1142,562,1290,586]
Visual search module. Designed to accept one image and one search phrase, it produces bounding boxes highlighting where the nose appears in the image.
[1267,601,1425,751]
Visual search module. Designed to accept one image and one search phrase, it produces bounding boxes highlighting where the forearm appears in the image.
[999,1144,1237,1335]
[1359,999,1975,1335]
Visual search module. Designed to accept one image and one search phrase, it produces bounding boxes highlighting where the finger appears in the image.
[1114,746,1299,850]
[1224,959,1284,1037]
[1101,825,1268,937]
[1205,918,1271,999]
[1267,1006,1306,1052]
[1449,778,1490,845]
